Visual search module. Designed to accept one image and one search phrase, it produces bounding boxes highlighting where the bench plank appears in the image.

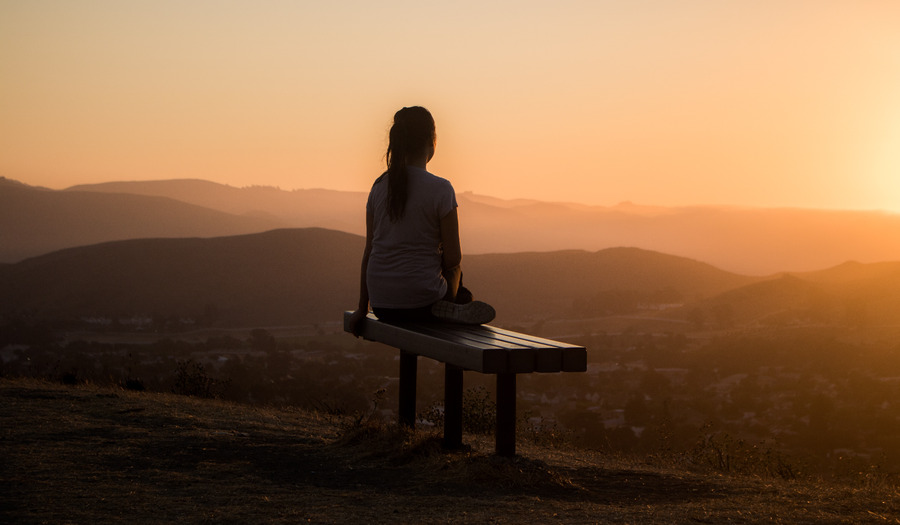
[400,323,533,350]
[467,325,584,349]
[400,324,541,373]
[344,311,586,374]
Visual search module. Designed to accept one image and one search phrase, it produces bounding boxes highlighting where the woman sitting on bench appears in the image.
[349,106,495,336]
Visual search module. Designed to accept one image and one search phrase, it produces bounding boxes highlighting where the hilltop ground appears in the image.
[1,377,897,524]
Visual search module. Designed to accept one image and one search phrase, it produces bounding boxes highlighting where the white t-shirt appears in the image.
[366,167,458,309]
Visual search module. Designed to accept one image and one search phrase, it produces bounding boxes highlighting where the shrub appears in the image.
[423,386,497,435]
[687,428,796,480]
[173,359,226,398]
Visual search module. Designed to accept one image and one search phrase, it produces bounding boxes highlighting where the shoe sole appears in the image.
[431,300,496,325]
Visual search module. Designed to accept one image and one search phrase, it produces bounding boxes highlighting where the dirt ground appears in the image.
[2,377,897,524]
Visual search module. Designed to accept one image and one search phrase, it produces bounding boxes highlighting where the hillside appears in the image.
[0,179,283,262]
[681,262,900,329]
[0,229,757,327]
[67,178,367,235]
[464,248,758,321]
[6,226,900,331]
[0,228,363,326]
[53,177,900,274]
[2,377,895,523]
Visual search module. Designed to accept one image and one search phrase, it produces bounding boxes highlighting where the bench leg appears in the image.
[443,364,463,449]
[496,373,516,457]
[399,351,417,428]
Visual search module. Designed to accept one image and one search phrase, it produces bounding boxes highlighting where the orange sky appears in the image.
[2,1,899,211]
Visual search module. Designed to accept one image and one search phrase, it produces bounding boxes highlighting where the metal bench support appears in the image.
[399,351,417,428]
[496,373,517,457]
[443,364,463,450]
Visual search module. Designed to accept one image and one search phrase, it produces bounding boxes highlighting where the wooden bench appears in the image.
[343,311,587,456]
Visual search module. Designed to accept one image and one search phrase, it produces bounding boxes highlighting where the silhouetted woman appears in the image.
[349,106,494,335]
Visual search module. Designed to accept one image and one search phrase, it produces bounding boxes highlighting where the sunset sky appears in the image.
[2,1,899,211]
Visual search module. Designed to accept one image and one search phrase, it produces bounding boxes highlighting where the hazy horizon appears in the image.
[2,2,899,212]
[6,175,900,275]
[9,174,900,215]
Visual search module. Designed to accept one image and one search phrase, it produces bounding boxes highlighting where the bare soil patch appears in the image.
[1,377,896,523]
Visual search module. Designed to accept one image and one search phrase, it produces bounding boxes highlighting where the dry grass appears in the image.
[2,376,898,524]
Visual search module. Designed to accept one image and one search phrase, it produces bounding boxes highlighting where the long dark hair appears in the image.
[385,106,436,221]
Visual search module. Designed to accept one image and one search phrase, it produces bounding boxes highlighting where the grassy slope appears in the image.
[2,377,896,524]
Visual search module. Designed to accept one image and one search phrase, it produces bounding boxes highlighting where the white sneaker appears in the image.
[431,300,496,325]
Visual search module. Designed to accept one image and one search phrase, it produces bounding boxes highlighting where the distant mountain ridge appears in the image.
[66,179,366,233]
[5,177,900,274]
[3,227,899,329]
[0,179,283,262]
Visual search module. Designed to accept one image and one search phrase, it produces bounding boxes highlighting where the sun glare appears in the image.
[868,113,900,213]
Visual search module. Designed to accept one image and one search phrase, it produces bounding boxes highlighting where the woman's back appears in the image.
[366,167,457,309]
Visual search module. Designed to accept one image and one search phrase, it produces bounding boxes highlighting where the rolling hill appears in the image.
[0,228,362,326]
[0,228,760,327]
[0,178,283,262]
[462,248,758,321]
[679,261,900,330]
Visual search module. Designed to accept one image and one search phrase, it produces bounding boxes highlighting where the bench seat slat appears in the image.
[405,324,537,350]
[448,326,564,349]
[391,324,510,350]
[391,326,542,373]
[414,323,580,352]
[343,311,587,374]
[351,314,506,372]
[415,324,584,372]
[478,328,587,371]
[466,325,584,349]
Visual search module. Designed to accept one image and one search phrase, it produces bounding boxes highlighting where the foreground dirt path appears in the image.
[1,378,896,523]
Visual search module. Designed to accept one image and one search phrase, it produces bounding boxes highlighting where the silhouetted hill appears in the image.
[0,177,50,191]
[52,178,900,274]
[697,275,829,327]
[0,180,283,262]
[0,229,756,327]
[687,261,900,329]
[797,260,900,286]
[463,248,759,321]
[0,229,363,326]
[799,262,900,327]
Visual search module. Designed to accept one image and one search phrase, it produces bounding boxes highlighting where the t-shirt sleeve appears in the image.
[366,174,387,214]
[365,181,376,213]
[437,179,458,219]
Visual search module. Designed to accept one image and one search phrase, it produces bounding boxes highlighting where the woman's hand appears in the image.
[349,308,368,337]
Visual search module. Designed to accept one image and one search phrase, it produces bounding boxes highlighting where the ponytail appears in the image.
[384,106,435,221]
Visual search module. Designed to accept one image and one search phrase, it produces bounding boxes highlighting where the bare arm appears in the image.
[348,209,374,336]
[440,207,462,302]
